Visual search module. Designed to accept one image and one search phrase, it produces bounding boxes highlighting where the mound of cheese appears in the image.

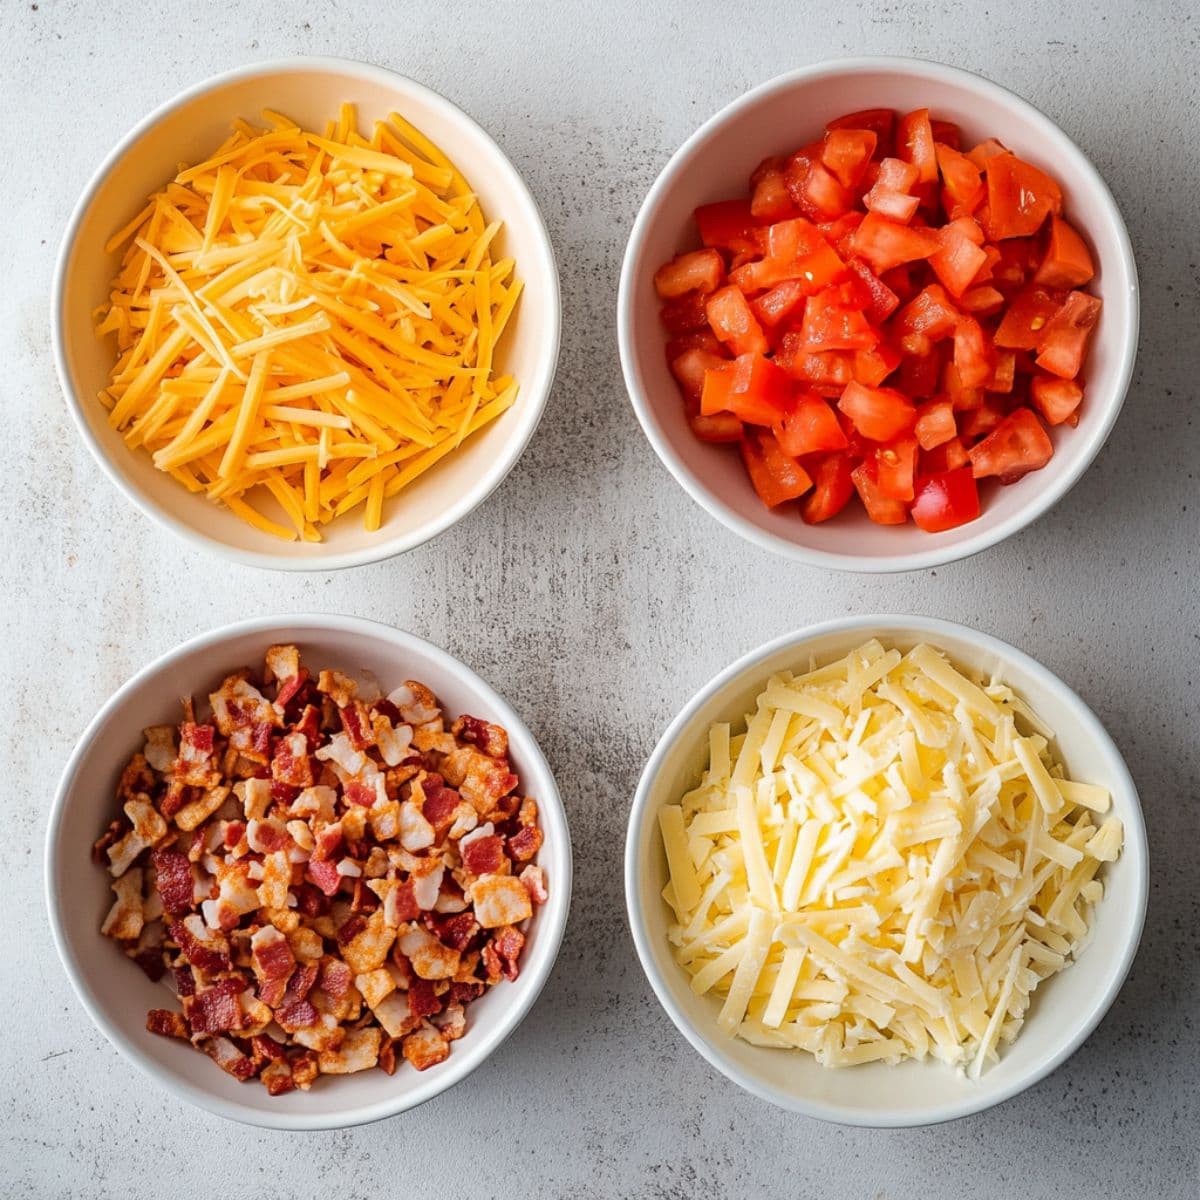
[95,104,521,540]
[659,640,1122,1075]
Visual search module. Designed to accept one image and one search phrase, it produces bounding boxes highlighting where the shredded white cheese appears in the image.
[660,639,1122,1076]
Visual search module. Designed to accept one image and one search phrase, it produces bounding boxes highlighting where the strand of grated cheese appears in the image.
[658,640,1123,1075]
[95,103,522,540]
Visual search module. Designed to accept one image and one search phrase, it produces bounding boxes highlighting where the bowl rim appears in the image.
[624,613,1149,1126]
[52,56,562,573]
[617,55,1140,574]
[45,613,573,1130]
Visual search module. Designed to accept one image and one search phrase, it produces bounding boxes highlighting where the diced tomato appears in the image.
[659,290,711,334]
[966,138,1009,170]
[897,108,938,183]
[819,211,866,258]
[911,467,980,532]
[958,396,1008,443]
[851,459,908,524]
[993,284,1065,350]
[694,198,757,254]
[930,119,961,150]
[920,436,970,473]
[774,394,848,456]
[845,257,900,323]
[953,315,992,388]
[967,407,1053,482]
[929,218,988,297]
[799,284,879,352]
[984,153,1063,240]
[750,157,798,222]
[899,349,943,399]
[1034,290,1102,379]
[706,286,768,355]
[914,399,956,449]
[700,353,792,424]
[960,284,1005,314]
[653,249,724,299]
[942,361,982,411]
[934,143,984,213]
[853,342,902,387]
[822,128,877,188]
[894,284,960,354]
[838,380,916,442]
[986,350,1017,394]
[828,108,896,156]
[740,430,812,507]
[665,329,723,359]
[863,157,921,223]
[776,335,856,394]
[1030,375,1084,425]
[874,436,918,501]
[800,451,855,523]
[669,347,726,402]
[731,218,846,294]
[750,280,807,329]
[689,412,743,443]
[849,212,940,273]
[1033,215,1095,288]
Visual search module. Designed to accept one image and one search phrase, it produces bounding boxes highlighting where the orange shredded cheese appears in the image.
[95,103,522,540]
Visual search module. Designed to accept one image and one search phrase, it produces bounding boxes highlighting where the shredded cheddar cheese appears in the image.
[95,104,522,540]
[660,640,1123,1076]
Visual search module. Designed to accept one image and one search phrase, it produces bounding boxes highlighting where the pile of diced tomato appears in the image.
[655,106,1101,532]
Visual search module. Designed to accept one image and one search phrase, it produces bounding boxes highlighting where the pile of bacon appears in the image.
[94,645,547,1094]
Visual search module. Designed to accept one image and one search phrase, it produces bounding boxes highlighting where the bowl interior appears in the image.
[49,619,570,1127]
[57,61,558,566]
[621,61,1137,569]
[628,618,1146,1124]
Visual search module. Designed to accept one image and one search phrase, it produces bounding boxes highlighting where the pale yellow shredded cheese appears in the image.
[660,640,1123,1076]
[95,103,523,540]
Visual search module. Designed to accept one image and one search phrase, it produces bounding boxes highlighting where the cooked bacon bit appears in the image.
[146,1008,189,1039]
[507,825,543,863]
[202,1036,256,1080]
[151,848,194,916]
[451,715,508,759]
[519,864,548,905]
[97,647,545,1094]
[492,925,525,982]
[170,916,232,974]
[401,1023,450,1071]
[471,874,533,929]
[462,833,505,877]
[187,978,244,1034]
[92,819,124,866]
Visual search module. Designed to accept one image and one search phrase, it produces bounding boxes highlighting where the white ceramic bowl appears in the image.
[46,615,572,1130]
[618,58,1139,572]
[54,58,560,570]
[625,615,1147,1126]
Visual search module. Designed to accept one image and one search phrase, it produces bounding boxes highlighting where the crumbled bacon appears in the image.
[96,645,546,1094]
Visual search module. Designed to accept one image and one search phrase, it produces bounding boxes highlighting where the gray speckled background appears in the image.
[3,1,1198,1196]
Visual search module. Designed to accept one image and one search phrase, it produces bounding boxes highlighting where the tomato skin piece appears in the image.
[837,380,917,442]
[706,286,768,356]
[689,412,743,443]
[874,436,919,502]
[849,212,940,273]
[774,394,849,456]
[851,459,909,524]
[741,429,813,508]
[984,153,1063,240]
[653,249,725,299]
[915,399,957,449]
[800,451,856,523]
[1033,215,1095,288]
[1031,375,1084,425]
[822,128,878,188]
[700,353,792,424]
[911,467,980,532]
[694,198,758,254]
[994,284,1066,350]
[1035,290,1102,379]
[967,407,1053,483]
[670,347,727,402]
[897,108,938,183]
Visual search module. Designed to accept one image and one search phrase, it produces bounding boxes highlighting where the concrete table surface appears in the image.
[3,1,1197,1196]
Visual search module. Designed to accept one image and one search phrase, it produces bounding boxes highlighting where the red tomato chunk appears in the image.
[653,106,1103,533]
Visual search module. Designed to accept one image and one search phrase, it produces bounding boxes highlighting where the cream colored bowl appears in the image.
[618,58,1138,572]
[46,615,572,1129]
[54,58,560,570]
[625,615,1147,1125]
